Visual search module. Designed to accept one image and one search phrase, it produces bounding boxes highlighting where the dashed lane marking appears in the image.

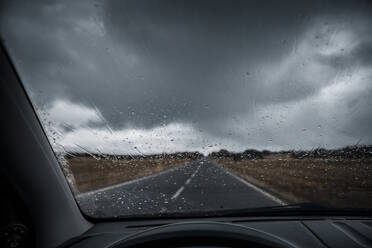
[171,163,202,200]
[171,186,185,200]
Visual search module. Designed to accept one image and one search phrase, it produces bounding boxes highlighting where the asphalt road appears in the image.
[77,158,285,218]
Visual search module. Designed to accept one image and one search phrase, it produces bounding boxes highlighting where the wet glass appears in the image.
[1,0,371,218]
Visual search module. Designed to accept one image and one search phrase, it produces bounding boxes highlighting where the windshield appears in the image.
[1,0,372,218]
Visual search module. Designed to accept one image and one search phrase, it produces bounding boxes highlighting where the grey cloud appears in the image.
[1,0,372,153]
[353,41,372,66]
[315,41,372,69]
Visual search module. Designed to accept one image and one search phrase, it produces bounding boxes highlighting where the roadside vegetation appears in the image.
[209,146,372,209]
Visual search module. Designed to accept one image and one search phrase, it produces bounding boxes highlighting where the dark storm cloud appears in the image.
[101,0,315,123]
[351,41,372,66]
[1,0,372,153]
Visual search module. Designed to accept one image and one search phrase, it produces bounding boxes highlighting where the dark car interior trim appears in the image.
[0,43,91,248]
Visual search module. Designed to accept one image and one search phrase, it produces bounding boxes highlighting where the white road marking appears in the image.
[171,162,202,200]
[171,186,185,200]
[190,164,201,178]
[223,169,286,205]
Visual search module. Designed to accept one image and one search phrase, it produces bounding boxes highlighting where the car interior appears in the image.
[1,1,372,247]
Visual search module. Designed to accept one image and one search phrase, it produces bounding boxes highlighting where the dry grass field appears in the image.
[212,154,372,208]
[67,156,199,192]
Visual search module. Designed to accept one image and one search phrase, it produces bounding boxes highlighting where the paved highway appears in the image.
[77,158,285,218]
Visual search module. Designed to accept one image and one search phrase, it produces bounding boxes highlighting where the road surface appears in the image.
[77,158,285,218]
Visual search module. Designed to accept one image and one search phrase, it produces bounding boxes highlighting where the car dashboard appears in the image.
[59,216,372,248]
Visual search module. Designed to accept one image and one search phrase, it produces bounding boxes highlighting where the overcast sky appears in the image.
[1,0,372,155]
